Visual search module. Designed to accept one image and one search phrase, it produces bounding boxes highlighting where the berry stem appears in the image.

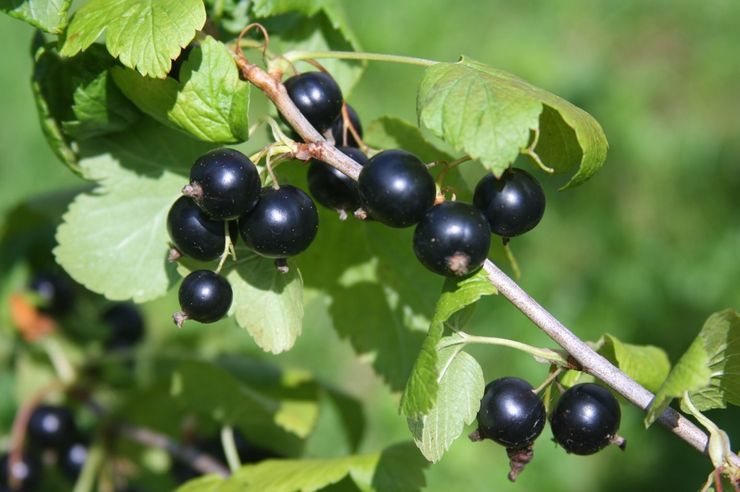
[235,48,740,469]
[280,49,438,68]
[442,331,569,366]
[533,366,563,394]
[215,222,236,274]
[521,127,554,173]
[220,426,242,473]
[40,336,77,384]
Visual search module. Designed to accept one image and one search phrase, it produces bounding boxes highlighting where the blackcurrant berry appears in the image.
[0,452,42,492]
[186,148,261,220]
[475,377,546,449]
[238,185,319,259]
[550,383,621,455]
[102,303,145,350]
[176,270,232,325]
[473,167,546,238]
[284,72,343,132]
[27,405,77,450]
[28,272,75,316]
[308,147,367,214]
[330,104,363,147]
[60,440,88,480]
[167,196,237,261]
[358,150,436,228]
[413,202,491,277]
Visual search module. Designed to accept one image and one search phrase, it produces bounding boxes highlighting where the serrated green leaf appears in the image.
[417,57,608,188]
[31,37,139,173]
[645,309,740,426]
[1,0,71,33]
[178,251,304,354]
[324,387,365,452]
[598,333,671,393]
[54,118,214,302]
[260,3,364,95]
[407,341,484,462]
[60,0,206,78]
[400,268,495,418]
[228,253,304,354]
[220,442,427,492]
[112,36,250,143]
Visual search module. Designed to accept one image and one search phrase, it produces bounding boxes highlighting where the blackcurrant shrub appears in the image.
[284,72,343,132]
[473,167,546,238]
[550,383,622,455]
[413,201,491,277]
[330,104,363,147]
[101,303,145,350]
[186,148,261,220]
[238,185,319,259]
[0,452,42,492]
[60,440,88,480]
[176,270,233,326]
[28,272,75,316]
[308,147,367,214]
[27,405,77,450]
[167,196,236,261]
[474,377,546,449]
[358,149,436,228]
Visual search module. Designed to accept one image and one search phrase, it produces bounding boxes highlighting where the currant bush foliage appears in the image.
[3,0,737,489]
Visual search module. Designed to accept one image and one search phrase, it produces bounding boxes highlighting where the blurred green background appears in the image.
[1,0,739,490]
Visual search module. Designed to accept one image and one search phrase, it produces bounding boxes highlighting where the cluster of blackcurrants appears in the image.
[169,70,547,325]
[28,272,145,349]
[471,377,623,481]
[1,405,88,492]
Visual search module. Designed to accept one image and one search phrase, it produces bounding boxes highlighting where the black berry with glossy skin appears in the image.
[60,440,88,480]
[27,405,77,450]
[102,303,145,349]
[308,147,367,213]
[28,272,75,315]
[358,150,436,228]
[413,202,491,277]
[475,377,546,449]
[330,104,363,147]
[550,383,621,455]
[284,72,343,132]
[167,196,236,261]
[187,148,261,220]
[0,452,42,492]
[239,185,319,258]
[473,167,546,237]
[177,270,232,325]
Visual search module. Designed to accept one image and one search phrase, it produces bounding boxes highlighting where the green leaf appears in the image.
[1,0,71,33]
[60,0,206,78]
[645,309,740,426]
[179,251,304,354]
[417,57,608,188]
[324,387,365,452]
[30,37,140,173]
[407,340,484,462]
[598,333,671,393]
[175,475,226,492]
[400,268,495,418]
[214,442,427,492]
[54,118,214,302]
[112,36,250,143]
[259,2,364,94]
